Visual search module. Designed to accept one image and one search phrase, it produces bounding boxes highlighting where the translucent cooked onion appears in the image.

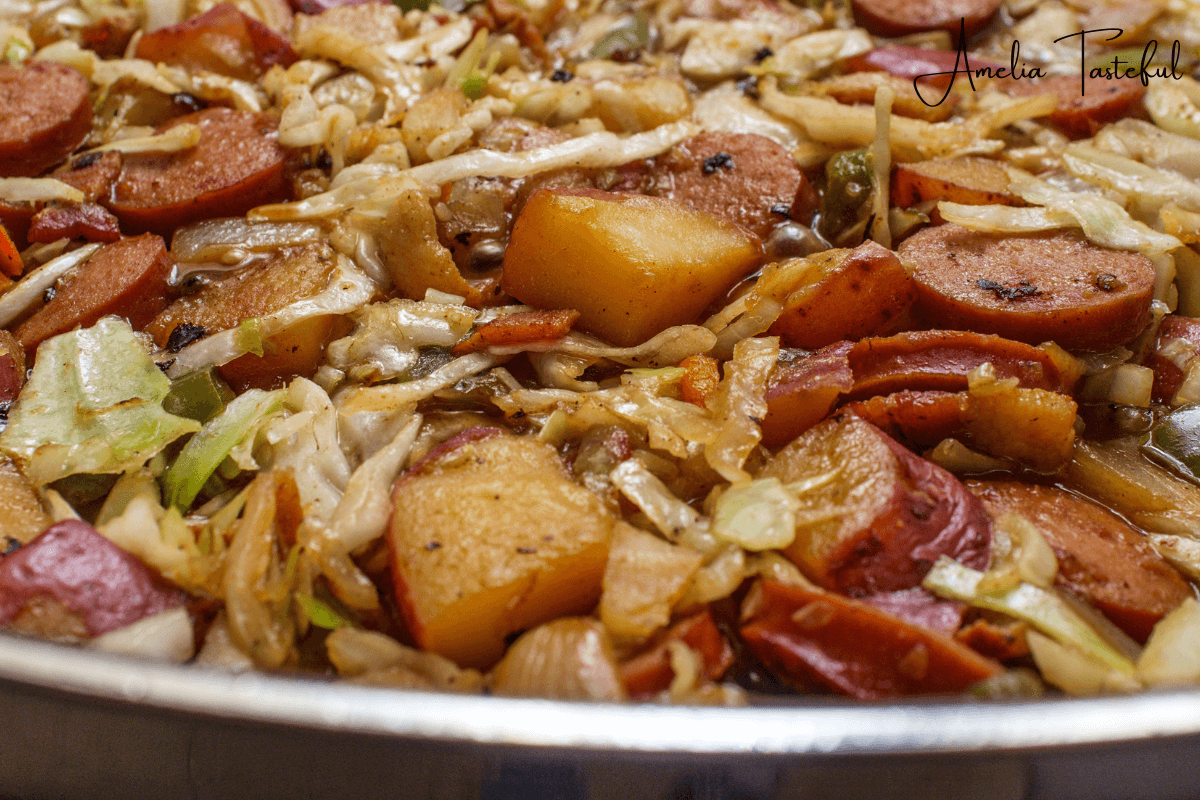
[326,627,483,691]
[599,523,702,642]
[490,618,626,701]
[1137,598,1200,688]
[172,218,324,264]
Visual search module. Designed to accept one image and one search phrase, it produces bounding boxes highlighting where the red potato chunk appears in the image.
[758,413,992,596]
[388,435,616,669]
[0,520,183,637]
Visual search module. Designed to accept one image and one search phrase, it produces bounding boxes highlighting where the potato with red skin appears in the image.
[762,342,854,448]
[968,481,1191,643]
[618,609,735,699]
[15,234,174,357]
[1001,75,1147,139]
[850,0,1000,40]
[0,62,92,177]
[758,414,992,596]
[768,242,916,350]
[899,225,1156,352]
[108,108,293,237]
[0,459,48,548]
[388,434,616,669]
[135,3,298,82]
[741,579,1002,699]
[0,520,183,637]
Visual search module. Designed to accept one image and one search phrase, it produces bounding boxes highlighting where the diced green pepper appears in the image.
[163,368,236,424]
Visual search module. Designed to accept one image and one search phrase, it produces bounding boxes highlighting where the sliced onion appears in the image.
[490,618,626,701]
[89,607,195,663]
[1137,598,1200,688]
[172,218,324,263]
[599,523,702,642]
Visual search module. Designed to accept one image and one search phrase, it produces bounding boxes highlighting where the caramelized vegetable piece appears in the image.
[109,108,292,236]
[846,390,969,448]
[15,234,174,356]
[653,132,816,237]
[850,0,1000,39]
[0,459,50,547]
[899,225,1155,352]
[0,519,183,636]
[0,331,24,405]
[388,435,615,668]
[968,480,1191,643]
[679,353,720,407]
[618,609,735,698]
[762,330,1075,446]
[1001,75,1146,139]
[501,188,762,346]
[891,157,1020,216]
[450,309,579,355]
[134,3,298,81]
[0,62,92,177]
[0,223,20,278]
[147,245,341,390]
[27,203,122,244]
[768,242,916,350]
[758,414,991,595]
[741,579,1002,699]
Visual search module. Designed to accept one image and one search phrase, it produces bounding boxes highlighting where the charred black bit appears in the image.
[42,286,56,304]
[454,231,472,246]
[550,68,574,82]
[516,546,537,554]
[0,401,8,424]
[976,278,1043,301]
[752,46,773,63]
[166,322,207,353]
[171,92,207,113]
[157,359,176,374]
[736,76,760,99]
[1,537,19,555]
[860,212,877,244]
[1095,273,1123,292]
[702,152,735,175]
[315,149,333,171]
[425,541,443,551]
[70,151,102,170]
[770,202,792,218]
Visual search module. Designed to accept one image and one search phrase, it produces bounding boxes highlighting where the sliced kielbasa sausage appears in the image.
[652,132,815,238]
[15,233,174,355]
[135,3,298,82]
[968,480,1191,643]
[898,224,1156,352]
[1001,75,1147,139]
[851,0,1001,40]
[0,62,93,177]
[107,107,292,237]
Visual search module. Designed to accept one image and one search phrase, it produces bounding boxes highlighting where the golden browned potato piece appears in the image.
[388,434,616,669]
[768,241,916,349]
[501,188,762,346]
[891,157,1019,211]
[0,459,50,547]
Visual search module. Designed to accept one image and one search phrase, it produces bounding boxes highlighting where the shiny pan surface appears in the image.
[2,632,1200,800]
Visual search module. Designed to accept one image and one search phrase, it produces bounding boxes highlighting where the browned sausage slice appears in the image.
[968,480,1191,643]
[52,151,123,203]
[135,3,298,82]
[653,132,815,238]
[0,62,92,177]
[851,0,1000,39]
[891,157,1020,216]
[1001,75,1146,139]
[899,224,1155,352]
[108,108,292,237]
[28,202,122,244]
[15,234,174,355]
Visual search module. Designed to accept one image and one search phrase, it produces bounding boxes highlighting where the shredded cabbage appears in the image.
[711,478,799,551]
[0,318,200,485]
